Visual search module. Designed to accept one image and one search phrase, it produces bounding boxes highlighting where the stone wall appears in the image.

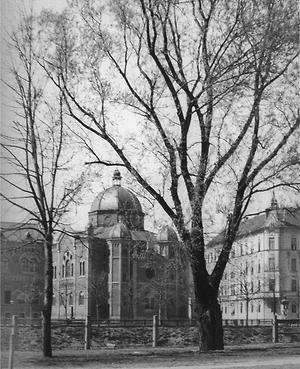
[1,324,299,351]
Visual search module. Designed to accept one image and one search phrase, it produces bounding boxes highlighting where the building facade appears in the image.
[207,196,300,323]
[0,223,44,320]
[3,173,299,324]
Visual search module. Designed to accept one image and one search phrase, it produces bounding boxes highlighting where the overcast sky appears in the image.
[0,1,292,232]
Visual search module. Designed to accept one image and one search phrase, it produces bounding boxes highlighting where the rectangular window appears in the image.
[291,258,297,272]
[112,244,120,258]
[269,237,275,250]
[269,279,275,291]
[4,290,11,304]
[111,285,120,316]
[53,266,57,279]
[79,260,85,276]
[112,259,120,282]
[291,237,297,250]
[269,258,275,271]
[292,279,297,292]
[258,239,261,252]
[258,280,261,291]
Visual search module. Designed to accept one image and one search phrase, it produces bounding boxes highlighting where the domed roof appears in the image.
[157,226,178,242]
[108,222,131,239]
[90,170,143,214]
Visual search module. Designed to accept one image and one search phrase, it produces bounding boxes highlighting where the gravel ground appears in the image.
[1,343,300,369]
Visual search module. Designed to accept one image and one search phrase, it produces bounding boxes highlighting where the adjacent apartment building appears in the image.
[207,195,300,324]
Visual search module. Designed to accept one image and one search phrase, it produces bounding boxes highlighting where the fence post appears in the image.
[8,315,17,369]
[152,314,158,348]
[272,315,278,343]
[84,315,91,350]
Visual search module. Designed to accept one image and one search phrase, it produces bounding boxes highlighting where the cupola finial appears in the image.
[271,191,278,209]
[113,169,122,186]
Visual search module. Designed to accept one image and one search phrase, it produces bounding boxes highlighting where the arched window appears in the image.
[29,258,37,272]
[69,292,73,306]
[16,291,25,304]
[21,258,29,272]
[145,268,155,279]
[291,303,297,313]
[79,259,85,276]
[144,296,155,310]
[2,258,8,272]
[78,291,84,305]
[63,251,73,278]
[52,295,56,306]
[65,260,71,277]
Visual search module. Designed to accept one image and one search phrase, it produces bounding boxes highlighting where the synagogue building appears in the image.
[51,170,189,321]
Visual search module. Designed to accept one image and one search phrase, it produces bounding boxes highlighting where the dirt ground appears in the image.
[1,343,300,369]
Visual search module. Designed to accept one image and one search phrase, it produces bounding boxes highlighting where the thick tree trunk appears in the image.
[188,218,224,351]
[195,292,224,351]
[42,234,53,357]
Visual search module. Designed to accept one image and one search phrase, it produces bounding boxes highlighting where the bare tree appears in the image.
[38,0,299,350]
[23,277,44,321]
[1,15,83,356]
[224,259,262,326]
[90,271,109,323]
[58,281,73,322]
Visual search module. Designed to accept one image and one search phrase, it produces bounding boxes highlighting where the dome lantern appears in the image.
[113,169,122,186]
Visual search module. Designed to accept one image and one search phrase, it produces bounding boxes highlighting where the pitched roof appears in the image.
[208,207,300,247]
[0,222,41,242]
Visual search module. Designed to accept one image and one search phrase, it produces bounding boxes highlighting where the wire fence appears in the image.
[1,317,282,328]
